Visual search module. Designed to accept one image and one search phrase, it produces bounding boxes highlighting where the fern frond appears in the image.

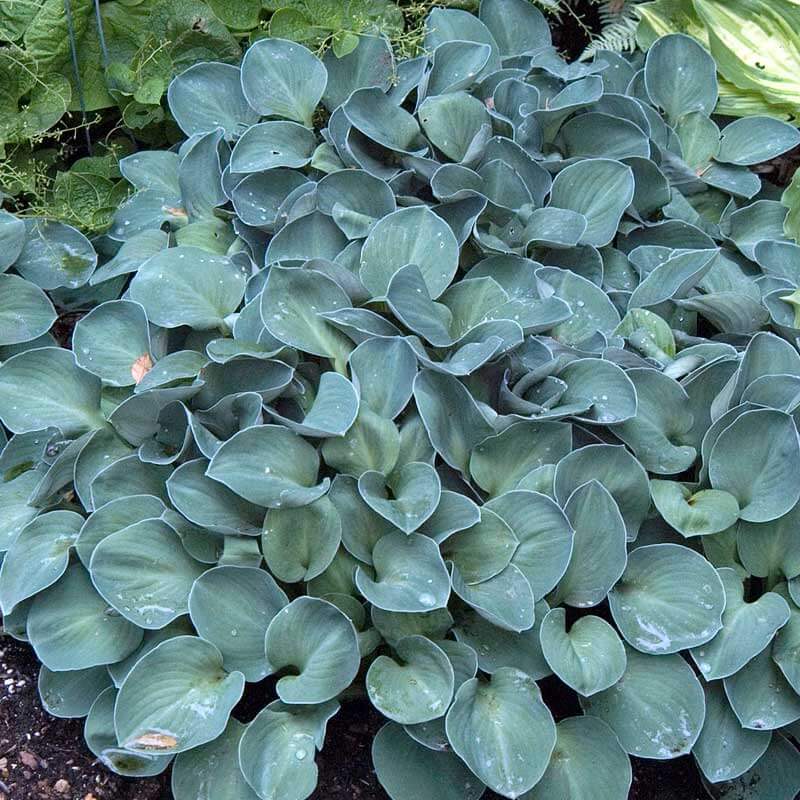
[579,0,641,60]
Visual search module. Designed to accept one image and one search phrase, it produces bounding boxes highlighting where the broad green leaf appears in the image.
[265,597,360,704]
[0,274,56,346]
[609,544,725,654]
[189,565,287,682]
[367,635,455,724]
[540,608,626,697]
[582,647,705,758]
[115,635,245,754]
[445,668,556,797]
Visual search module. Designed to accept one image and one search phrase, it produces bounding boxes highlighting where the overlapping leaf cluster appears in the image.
[2,2,800,798]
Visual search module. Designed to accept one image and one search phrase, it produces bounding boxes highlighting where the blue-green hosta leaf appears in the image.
[0,347,103,435]
[372,722,485,800]
[479,0,549,56]
[358,461,441,534]
[738,501,800,582]
[413,370,493,473]
[115,635,245,754]
[359,206,459,299]
[230,169,310,229]
[418,490,481,544]
[644,34,718,124]
[84,688,172,777]
[558,112,650,161]
[693,680,771,784]
[451,562,535,633]
[129,247,246,330]
[261,266,352,370]
[322,35,395,111]
[582,647,705,759]
[321,407,401,477]
[72,300,151,387]
[28,564,143,671]
[609,543,725,654]
[263,495,341,582]
[241,38,327,126]
[90,455,171,507]
[370,608,454,650]
[206,424,327,508]
[441,507,517,584]
[230,121,317,172]
[418,92,491,163]
[709,409,800,523]
[724,648,800,731]
[15,220,97,290]
[89,518,205,629]
[349,337,416,420]
[446,668,556,798]
[343,87,426,155]
[650,480,740,537]
[424,41,492,97]
[485,490,574,601]
[0,510,83,615]
[317,169,396,239]
[356,531,450,613]
[525,715,631,800]
[239,701,338,800]
[265,597,360,703]
[717,117,800,166]
[188,565,288,682]
[172,718,259,800]
[628,248,717,308]
[0,210,26,272]
[0,274,56,346]
[38,663,112,719]
[266,212,348,264]
[540,608,626,697]
[773,582,800,695]
[168,63,258,139]
[425,8,501,76]
[552,480,627,608]
[725,201,789,260]
[556,358,637,425]
[548,159,634,247]
[367,635,455,724]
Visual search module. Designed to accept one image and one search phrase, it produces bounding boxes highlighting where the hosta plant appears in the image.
[3,2,800,798]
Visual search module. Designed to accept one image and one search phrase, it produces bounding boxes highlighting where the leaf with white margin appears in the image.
[609,544,724,654]
[115,636,245,754]
[552,480,627,608]
[582,647,705,759]
[554,444,650,540]
[358,461,441,534]
[239,700,338,800]
[717,117,800,166]
[556,358,637,425]
[0,347,103,435]
[418,490,481,544]
[359,206,459,299]
[263,495,342,582]
[265,597,360,704]
[413,370,493,473]
[189,565,288,682]
[709,409,800,523]
[703,734,800,800]
[690,568,789,680]
[0,274,56,346]
[628,248,717,309]
[485,490,573,601]
[72,300,152,387]
[469,420,572,497]
[446,667,556,798]
[241,38,327,126]
[85,688,172,777]
[452,562,535,633]
[90,455,171,508]
[372,722,485,800]
[693,681,771,784]
[540,608,626,697]
[651,480,739,538]
[261,266,352,370]
[129,247,247,330]
[0,510,83,614]
[15,219,97,289]
[724,648,800,731]
[356,531,451,613]
[548,159,634,247]
[0,470,40,551]
[349,337,417,420]
[168,63,258,139]
[441,506,517,584]
[38,664,112,719]
[90,518,205,629]
[206,424,327,508]
[644,33,717,124]
[367,635,455,724]
[172,718,259,800]
[524,715,632,800]
[28,564,143,671]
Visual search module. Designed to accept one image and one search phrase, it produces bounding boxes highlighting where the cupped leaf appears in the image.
[15,220,96,290]
[0,274,56,346]
[230,121,317,172]
[650,480,740,537]
[38,663,112,719]
[717,116,800,166]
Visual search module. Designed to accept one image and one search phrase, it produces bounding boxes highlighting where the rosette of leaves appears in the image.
[4,3,800,799]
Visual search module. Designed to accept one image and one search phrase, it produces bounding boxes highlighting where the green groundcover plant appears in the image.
[2,1,800,798]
